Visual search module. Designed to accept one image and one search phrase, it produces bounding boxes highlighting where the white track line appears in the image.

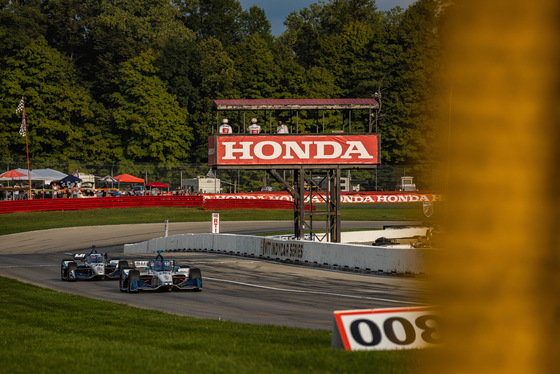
[205,277,423,305]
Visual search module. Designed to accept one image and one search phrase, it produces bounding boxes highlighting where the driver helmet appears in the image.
[251,118,257,124]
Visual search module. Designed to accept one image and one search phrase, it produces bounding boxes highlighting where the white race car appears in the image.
[61,246,122,281]
[119,251,202,293]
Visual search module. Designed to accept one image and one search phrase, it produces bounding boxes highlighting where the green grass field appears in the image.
[0,276,428,374]
[0,203,436,236]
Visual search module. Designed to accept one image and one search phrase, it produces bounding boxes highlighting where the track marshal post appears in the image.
[208,98,381,243]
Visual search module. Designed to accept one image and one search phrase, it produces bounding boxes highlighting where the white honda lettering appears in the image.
[254,141,282,160]
[340,141,375,159]
[222,142,253,160]
[315,141,343,159]
[282,141,312,159]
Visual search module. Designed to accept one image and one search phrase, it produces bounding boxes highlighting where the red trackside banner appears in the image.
[208,134,379,166]
[202,192,443,204]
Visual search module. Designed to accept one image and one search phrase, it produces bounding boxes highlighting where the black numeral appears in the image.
[383,317,416,345]
[350,319,382,346]
[415,315,442,344]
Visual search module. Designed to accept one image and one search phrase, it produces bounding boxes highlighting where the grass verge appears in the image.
[0,203,436,236]
[0,276,427,373]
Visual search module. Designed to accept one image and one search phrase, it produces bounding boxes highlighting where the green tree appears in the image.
[273,44,307,99]
[231,34,279,99]
[42,0,101,62]
[0,0,47,56]
[184,0,243,47]
[188,38,240,162]
[377,0,443,165]
[281,4,323,69]
[0,37,113,160]
[109,50,192,162]
[83,0,194,100]
[239,5,272,44]
[155,36,202,113]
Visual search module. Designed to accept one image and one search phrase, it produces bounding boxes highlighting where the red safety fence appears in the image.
[0,191,441,214]
[0,196,203,214]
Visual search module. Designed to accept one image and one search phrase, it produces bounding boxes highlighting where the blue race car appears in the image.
[119,251,202,293]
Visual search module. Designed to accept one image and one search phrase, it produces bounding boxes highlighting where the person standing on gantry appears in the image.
[219,118,233,134]
[276,120,289,134]
[247,118,261,134]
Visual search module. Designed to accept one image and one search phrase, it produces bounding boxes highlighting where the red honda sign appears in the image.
[208,134,379,166]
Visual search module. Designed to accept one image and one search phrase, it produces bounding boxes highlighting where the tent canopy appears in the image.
[114,174,144,183]
[59,174,82,184]
[0,169,26,179]
[33,168,67,181]
[98,175,117,183]
[11,168,67,181]
[145,181,169,188]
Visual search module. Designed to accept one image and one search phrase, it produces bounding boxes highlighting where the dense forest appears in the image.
[0,0,448,190]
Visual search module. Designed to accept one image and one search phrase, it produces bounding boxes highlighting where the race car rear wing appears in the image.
[133,261,150,268]
[130,260,179,269]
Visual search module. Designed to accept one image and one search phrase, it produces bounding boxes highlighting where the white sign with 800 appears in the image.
[332,307,441,351]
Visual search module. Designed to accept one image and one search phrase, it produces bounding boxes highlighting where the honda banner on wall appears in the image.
[208,134,380,167]
[202,192,443,204]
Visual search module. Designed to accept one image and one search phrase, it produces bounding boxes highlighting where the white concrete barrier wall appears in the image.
[124,233,436,274]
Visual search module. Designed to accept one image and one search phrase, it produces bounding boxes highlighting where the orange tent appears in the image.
[114,174,145,183]
[0,169,26,179]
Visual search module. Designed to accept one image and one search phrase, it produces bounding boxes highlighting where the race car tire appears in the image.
[119,269,129,292]
[60,259,72,280]
[117,260,129,271]
[189,268,202,290]
[67,262,78,282]
[127,270,140,293]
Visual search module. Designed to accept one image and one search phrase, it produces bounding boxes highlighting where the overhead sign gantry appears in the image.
[208,98,380,242]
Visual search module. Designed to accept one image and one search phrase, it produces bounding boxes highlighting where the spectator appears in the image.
[219,118,233,134]
[247,118,261,134]
[276,120,289,134]
[52,183,58,199]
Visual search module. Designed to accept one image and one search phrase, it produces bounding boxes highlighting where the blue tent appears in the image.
[59,174,82,184]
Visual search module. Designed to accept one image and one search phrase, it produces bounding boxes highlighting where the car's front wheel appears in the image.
[127,270,140,293]
[60,259,72,280]
[189,268,202,291]
[67,262,78,282]
[119,270,128,292]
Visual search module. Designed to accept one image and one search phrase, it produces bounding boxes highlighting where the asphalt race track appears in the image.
[0,221,430,330]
